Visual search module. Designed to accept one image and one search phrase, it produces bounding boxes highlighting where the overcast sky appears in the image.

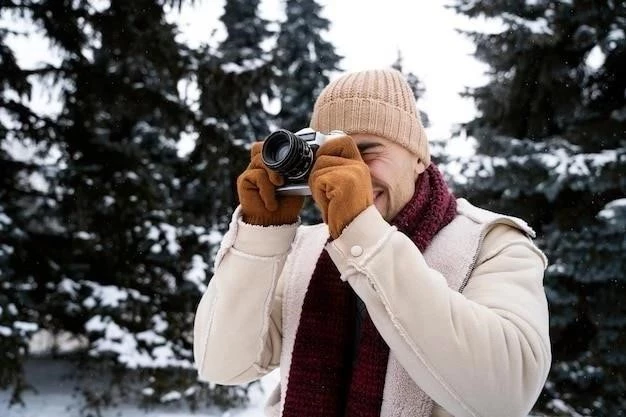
[169,0,490,154]
[3,1,491,156]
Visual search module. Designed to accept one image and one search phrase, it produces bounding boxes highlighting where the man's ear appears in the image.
[414,159,427,179]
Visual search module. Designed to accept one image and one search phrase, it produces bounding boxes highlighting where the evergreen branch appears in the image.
[0,181,55,199]
[0,156,62,173]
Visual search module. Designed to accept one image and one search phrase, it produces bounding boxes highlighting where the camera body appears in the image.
[261,127,345,195]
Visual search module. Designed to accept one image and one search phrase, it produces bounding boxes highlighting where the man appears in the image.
[193,68,551,417]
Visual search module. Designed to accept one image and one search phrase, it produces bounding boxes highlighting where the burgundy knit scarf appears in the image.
[282,164,457,417]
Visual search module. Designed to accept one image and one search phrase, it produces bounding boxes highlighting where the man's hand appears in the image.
[308,136,373,239]
[237,142,304,225]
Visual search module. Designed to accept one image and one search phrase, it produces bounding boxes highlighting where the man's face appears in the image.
[351,133,425,221]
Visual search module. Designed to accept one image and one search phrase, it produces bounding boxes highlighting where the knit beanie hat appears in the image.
[310,68,430,166]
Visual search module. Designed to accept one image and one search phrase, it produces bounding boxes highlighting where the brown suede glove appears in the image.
[236,142,304,226]
[308,136,373,239]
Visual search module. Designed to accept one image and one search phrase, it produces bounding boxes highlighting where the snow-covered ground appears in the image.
[0,358,279,417]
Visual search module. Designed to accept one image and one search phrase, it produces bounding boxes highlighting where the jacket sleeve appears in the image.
[193,207,297,385]
[325,206,551,417]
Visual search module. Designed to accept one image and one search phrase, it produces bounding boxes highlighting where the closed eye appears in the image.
[357,142,384,162]
[357,142,384,154]
[360,152,378,162]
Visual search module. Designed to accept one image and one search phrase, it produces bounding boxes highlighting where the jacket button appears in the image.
[350,245,363,257]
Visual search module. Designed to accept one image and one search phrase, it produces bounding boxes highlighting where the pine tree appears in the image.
[0,0,243,408]
[451,1,626,415]
[52,0,205,406]
[1,0,345,410]
[389,51,453,164]
[270,0,342,224]
[218,0,275,142]
[273,0,342,132]
[392,52,430,130]
[182,0,278,233]
[0,21,60,404]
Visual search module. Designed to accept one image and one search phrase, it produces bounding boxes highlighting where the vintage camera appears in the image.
[261,127,345,195]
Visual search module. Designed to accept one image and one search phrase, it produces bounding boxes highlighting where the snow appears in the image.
[184,254,209,292]
[598,198,626,224]
[75,231,96,240]
[178,78,201,111]
[608,27,625,40]
[0,212,12,225]
[13,321,39,333]
[1,136,63,165]
[29,330,88,355]
[536,149,620,198]
[148,225,161,240]
[161,391,183,403]
[178,131,199,158]
[152,314,169,333]
[202,117,230,130]
[103,195,115,206]
[84,315,109,333]
[446,135,477,158]
[199,229,224,245]
[83,282,132,308]
[147,223,182,254]
[221,59,267,74]
[104,320,125,339]
[502,12,553,35]
[88,319,169,369]
[610,106,626,122]
[547,263,567,275]
[57,278,78,296]
[7,303,18,315]
[0,321,39,337]
[261,93,281,116]
[585,45,606,71]
[0,244,14,256]
[84,313,195,370]
[136,329,166,345]
[27,171,50,193]
[151,345,192,369]
[547,399,587,417]
[1,359,279,417]
[163,223,182,254]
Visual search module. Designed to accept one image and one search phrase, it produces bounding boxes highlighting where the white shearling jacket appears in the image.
[193,199,551,417]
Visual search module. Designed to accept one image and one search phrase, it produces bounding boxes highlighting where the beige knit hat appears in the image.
[310,68,430,166]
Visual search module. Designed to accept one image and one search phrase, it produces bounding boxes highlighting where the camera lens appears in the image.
[261,130,314,180]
